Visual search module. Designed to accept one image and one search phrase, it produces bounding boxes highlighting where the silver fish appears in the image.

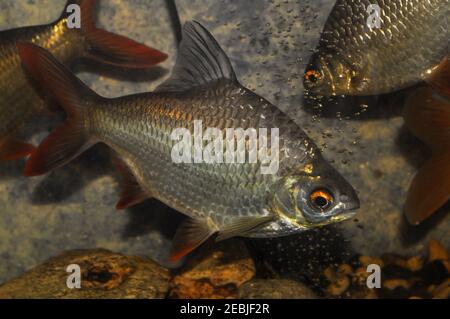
[19,21,360,261]
[304,0,449,96]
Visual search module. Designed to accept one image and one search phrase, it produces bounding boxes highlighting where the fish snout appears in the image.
[338,191,360,211]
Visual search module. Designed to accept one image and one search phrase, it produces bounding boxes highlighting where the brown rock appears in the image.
[352,267,370,286]
[323,266,337,281]
[0,249,170,299]
[326,275,350,297]
[432,278,450,299]
[383,279,410,290]
[349,287,378,299]
[428,239,449,262]
[337,264,353,276]
[239,279,317,299]
[169,239,255,299]
[359,256,384,268]
[406,256,424,272]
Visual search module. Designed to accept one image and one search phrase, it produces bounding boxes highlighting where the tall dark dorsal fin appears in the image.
[156,21,237,93]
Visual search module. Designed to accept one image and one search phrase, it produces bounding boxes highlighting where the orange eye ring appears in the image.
[305,69,321,83]
[309,189,333,210]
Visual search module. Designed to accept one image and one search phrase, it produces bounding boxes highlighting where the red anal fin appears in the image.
[425,57,450,96]
[169,218,216,263]
[405,152,450,225]
[112,155,150,210]
[0,137,35,161]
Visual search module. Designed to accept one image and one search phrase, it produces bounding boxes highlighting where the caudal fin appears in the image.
[404,152,450,225]
[425,57,450,96]
[0,137,35,162]
[61,0,167,68]
[403,60,450,224]
[17,43,99,176]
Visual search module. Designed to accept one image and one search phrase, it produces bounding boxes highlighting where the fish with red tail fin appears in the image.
[403,57,450,225]
[0,0,167,162]
[18,21,360,262]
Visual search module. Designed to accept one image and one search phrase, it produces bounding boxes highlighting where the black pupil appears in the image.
[314,196,328,208]
[308,74,317,82]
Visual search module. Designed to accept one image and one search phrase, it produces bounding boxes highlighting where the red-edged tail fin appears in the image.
[0,137,35,162]
[403,87,450,152]
[404,151,450,225]
[403,64,450,224]
[61,0,167,68]
[17,43,99,177]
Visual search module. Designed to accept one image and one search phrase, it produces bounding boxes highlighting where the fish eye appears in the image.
[305,69,321,83]
[309,188,334,211]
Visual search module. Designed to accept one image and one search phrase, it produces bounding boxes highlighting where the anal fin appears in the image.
[169,218,217,263]
[112,155,151,209]
[0,137,35,161]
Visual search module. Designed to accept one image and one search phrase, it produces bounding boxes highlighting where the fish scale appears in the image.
[93,87,279,222]
[305,0,449,95]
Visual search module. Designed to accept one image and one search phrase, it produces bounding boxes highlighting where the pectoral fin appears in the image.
[169,218,217,262]
[216,215,274,242]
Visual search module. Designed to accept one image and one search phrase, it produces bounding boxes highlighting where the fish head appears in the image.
[304,52,371,96]
[269,155,360,230]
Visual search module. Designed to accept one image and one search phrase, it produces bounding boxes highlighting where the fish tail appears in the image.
[405,151,450,225]
[425,57,450,96]
[60,0,167,68]
[0,137,35,162]
[403,61,450,224]
[17,43,98,177]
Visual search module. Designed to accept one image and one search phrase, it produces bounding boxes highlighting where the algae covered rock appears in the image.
[0,249,170,299]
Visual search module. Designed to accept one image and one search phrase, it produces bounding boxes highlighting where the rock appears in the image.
[428,240,449,263]
[432,278,450,299]
[0,249,170,299]
[337,264,353,276]
[326,274,350,297]
[359,256,384,268]
[405,256,424,272]
[169,239,255,299]
[239,279,317,299]
[323,266,337,281]
[419,260,449,285]
[352,267,370,286]
[383,279,410,290]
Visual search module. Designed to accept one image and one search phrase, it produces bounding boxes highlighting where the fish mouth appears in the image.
[330,210,357,223]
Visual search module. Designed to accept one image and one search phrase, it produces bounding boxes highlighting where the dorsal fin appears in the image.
[156,21,237,93]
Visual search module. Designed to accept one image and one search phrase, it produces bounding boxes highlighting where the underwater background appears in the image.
[0,0,448,288]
